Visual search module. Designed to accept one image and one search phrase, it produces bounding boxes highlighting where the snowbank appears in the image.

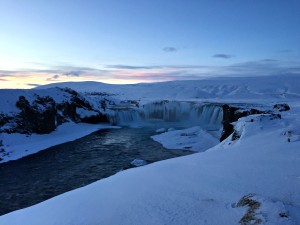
[151,126,219,152]
[1,107,299,224]
[0,122,119,163]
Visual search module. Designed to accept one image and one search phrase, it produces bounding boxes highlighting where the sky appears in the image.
[0,0,299,88]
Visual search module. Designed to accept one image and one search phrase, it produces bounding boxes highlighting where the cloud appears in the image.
[63,71,82,76]
[1,59,300,88]
[212,54,234,59]
[47,74,60,81]
[0,70,15,77]
[261,59,278,62]
[105,64,208,70]
[54,66,98,71]
[0,78,8,81]
[218,59,300,76]
[106,65,163,70]
[163,47,177,52]
[26,83,42,87]
[277,49,292,53]
[107,70,206,82]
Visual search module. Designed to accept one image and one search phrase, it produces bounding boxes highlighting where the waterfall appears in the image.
[197,104,223,129]
[109,109,143,126]
[142,101,192,121]
[110,101,223,129]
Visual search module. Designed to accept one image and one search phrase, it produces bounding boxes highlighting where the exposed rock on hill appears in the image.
[220,104,287,142]
[0,88,110,135]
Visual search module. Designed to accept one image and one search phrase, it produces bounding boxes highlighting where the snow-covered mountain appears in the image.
[36,74,300,101]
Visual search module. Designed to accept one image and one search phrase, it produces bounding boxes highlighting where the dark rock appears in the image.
[1,88,111,135]
[61,87,78,96]
[16,96,30,109]
[80,113,109,124]
[220,104,238,142]
[71,96,92,110]
[56,113,68,125]
[273,103,290,112]
[222,104,239,122]
[57,102,79,122]
[220,104,276,142]
[231,131,240,141]
[279,212,289,218]
[220,121,234,142]
[0,114,11,127]
[16,96,57,134]
[100,99,107,111]
[57,95,108,124]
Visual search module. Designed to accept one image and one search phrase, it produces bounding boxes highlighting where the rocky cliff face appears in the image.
[0,88,111,135]
[220,103,289,142]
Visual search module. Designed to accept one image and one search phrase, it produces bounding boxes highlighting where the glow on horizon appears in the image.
[0,0,299,88]
[0,70,174,89]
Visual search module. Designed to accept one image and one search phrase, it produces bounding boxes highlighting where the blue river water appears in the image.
[0,126,192,216]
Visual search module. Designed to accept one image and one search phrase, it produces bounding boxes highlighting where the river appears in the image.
[0,126,192,216]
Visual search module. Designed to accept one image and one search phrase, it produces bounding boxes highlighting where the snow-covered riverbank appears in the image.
[0,122,119,163]
[1,104,299,225]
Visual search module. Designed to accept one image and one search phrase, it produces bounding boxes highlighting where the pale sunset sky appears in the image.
[0,0,299,88]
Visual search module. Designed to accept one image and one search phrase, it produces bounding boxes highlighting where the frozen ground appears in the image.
[1,104,299,225]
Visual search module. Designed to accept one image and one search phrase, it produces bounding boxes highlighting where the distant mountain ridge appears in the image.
[36,74,300,101]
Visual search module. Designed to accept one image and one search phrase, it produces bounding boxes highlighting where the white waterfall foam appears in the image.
[110,101,223,129]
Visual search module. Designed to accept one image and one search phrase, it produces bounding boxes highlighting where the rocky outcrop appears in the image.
[0,88,110,135]
[273,103,290,112]
[15,96,57,134]
[220,105,237,142]
[220,104,287,142]
[0,114,11,127]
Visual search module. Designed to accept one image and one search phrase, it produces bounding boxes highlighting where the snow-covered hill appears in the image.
[0,88,117,162]
[36,74,300,101]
